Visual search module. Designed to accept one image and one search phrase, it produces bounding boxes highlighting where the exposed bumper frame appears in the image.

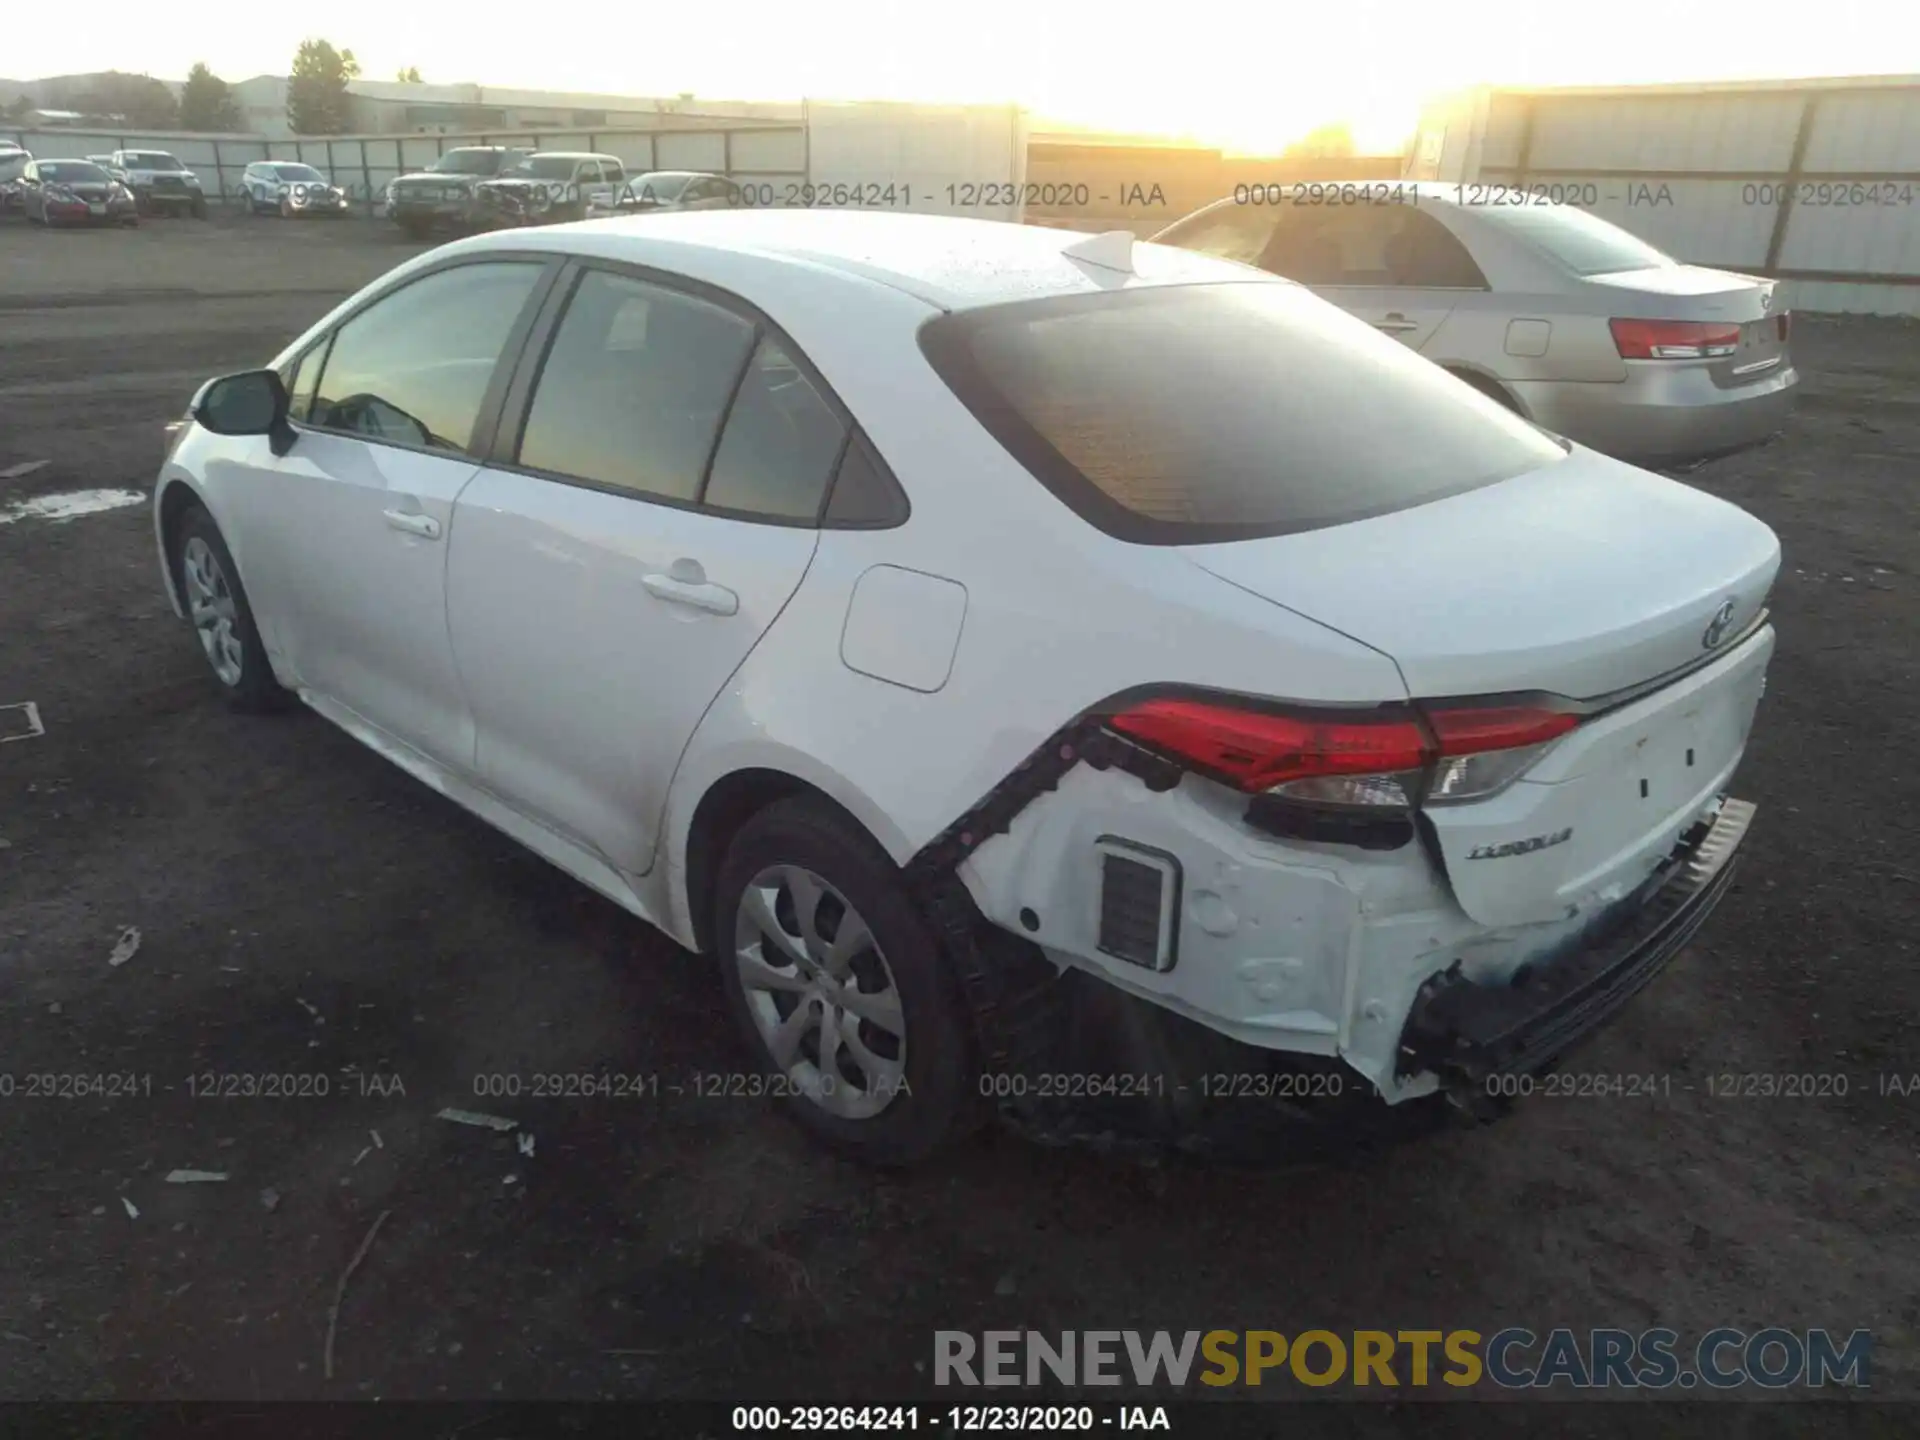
[1396,796,1755,1085]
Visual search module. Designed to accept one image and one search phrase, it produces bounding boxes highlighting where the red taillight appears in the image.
[1108,699,1429,793]
[1609,318,1741,360]
[1107,698,1580,798]
[1425,705,1579,756]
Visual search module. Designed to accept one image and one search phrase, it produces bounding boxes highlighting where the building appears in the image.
[227,74,801,140]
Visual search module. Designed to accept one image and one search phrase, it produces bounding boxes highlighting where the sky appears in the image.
[7,0,1910,153]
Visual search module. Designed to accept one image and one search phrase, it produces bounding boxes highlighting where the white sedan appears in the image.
[153,212,1778,1163]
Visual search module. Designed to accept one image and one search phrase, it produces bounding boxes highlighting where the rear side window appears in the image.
[516,268,755,502]
[1471,204,1675,276]
[703,338,847,521]
[921,283,1566,544]
[1152,203,1276,266]
[1257,205,1485,288]
[309,262,543,451]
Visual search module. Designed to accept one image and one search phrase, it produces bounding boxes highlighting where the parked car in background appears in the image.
[385,146,532,238]
[106,150,208,217]
[1153,183,1795,467]
[17,158,139,227]
[477,152,624,225]
[0,143,32,211]
[242,161,350,217]
[153,212,1777,1165]
[586,170,741,218]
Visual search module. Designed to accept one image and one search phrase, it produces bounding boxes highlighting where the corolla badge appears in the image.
[1702,599,1738,650]
[1467,828,1572,861]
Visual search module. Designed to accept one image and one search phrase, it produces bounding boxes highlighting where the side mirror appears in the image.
[191,369,296,456]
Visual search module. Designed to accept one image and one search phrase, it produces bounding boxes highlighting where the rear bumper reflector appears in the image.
[1094,838,1181,972]
[1395,796,1755,1082]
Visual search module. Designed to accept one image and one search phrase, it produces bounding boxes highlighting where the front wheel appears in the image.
[190,196,208,219]
[172,507,287,712]
[713,798,978,1165]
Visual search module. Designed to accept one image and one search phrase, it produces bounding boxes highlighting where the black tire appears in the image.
[712,797,978,1166]
[401,218,432,241]
[191,196,208,219]
[172,506,288,713]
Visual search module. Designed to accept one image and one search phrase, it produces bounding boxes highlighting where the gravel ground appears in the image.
[1,212,1916,1411]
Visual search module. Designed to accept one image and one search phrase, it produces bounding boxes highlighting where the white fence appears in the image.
[1,123,809,207]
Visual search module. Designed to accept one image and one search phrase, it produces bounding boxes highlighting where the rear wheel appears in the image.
[713,798,978,1165]
[1450,369,1521,414]
[401,218,431,241]
[172,506,286,712]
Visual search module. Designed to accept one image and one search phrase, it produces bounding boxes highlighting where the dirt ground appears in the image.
[1,210,1917,1412]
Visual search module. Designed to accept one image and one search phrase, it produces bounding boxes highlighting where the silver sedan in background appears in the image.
[1152,183,1796,467]
[587,170,741,217]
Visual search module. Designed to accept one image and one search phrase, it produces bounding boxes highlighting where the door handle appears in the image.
[642,573,739,615]
[382,509,441,540]
[1374,314,1420,333]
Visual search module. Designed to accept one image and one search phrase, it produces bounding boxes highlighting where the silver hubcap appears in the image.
[181,536,244,687]
[733,865,907,1120]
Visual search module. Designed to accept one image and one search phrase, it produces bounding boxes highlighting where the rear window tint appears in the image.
[1470,203,1675,276]
[919,283,1566,544]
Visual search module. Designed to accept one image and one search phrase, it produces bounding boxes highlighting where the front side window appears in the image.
[921,283,1566,544]
[283,337,331,422]
[309,262,544,452]
[704,339,847,521]
[516,269,755,501]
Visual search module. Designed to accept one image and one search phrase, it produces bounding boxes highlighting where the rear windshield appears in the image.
[1471,203,1675,276]
[41,162,109,183]
[920,283,1566,544]
[431,150,507,175]
[126,152,184,170]
[510,156,581,180]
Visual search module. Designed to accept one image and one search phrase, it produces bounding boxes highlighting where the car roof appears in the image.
[633,170,711,180]
[528,151,615,160]
[454,209,1284,312]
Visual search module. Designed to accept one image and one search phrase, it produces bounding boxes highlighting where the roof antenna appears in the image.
[1060,229,1135,275]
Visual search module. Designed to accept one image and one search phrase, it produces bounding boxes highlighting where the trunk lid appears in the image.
[1184,448,1780,928]
[1181,445,1780,702]
[1585,266,1788,387]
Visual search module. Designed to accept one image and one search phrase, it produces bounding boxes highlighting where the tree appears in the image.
[55,71,179,129]
[179,62,241,132]
[396,66,423,83]
[287,39,361,135]
[1284,122,1357,159]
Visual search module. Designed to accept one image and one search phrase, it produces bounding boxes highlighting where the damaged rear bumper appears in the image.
[1396,796,1754,1087]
